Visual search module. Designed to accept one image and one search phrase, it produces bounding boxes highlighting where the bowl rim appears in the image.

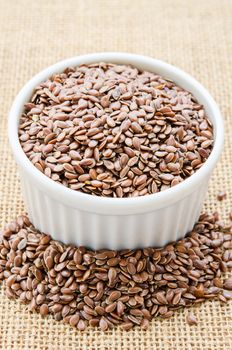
[8,52,224,215]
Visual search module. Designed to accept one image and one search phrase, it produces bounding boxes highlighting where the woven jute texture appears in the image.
[0,0,231,349]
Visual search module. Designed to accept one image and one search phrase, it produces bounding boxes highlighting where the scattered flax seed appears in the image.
[224,278,232,290]
[39,304,49,316]
[186,313,198,326]
[217,191,227,201]
[0,211,231,331]
[19,63,213,198]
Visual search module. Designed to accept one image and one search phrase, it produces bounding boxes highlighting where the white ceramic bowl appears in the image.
[8,53,224,250]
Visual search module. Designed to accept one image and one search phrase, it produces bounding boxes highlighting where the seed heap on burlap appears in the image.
[0,212,231,331]
[19,63,213,197]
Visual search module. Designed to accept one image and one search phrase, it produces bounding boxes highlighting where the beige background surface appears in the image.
[0,0,232,349]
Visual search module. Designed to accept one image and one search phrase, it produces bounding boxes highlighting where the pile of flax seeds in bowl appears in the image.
[19,63,213,197]
[1,63,231,331]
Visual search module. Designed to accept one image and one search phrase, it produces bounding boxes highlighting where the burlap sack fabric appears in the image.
[0,0,231,349]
